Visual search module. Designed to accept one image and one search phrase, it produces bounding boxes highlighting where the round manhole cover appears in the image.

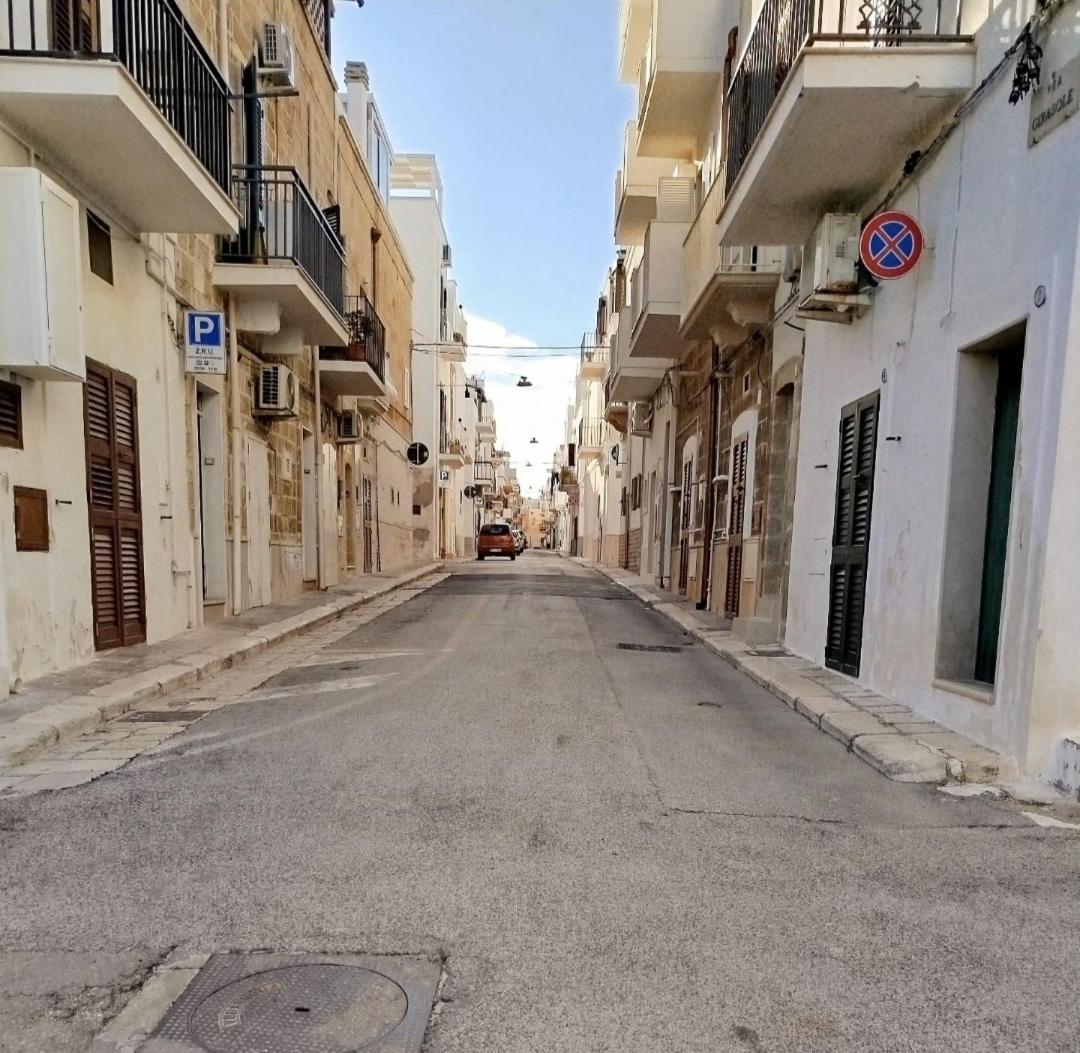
[188,964,408,1053]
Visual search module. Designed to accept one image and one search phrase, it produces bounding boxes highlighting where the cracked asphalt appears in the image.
[1,552,1079,1051]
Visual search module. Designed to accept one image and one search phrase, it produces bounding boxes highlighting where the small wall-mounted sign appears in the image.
[1029,55,1080,147]
[184,310,226,375]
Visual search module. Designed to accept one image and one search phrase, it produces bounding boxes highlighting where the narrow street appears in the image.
[0,552,1077,1052]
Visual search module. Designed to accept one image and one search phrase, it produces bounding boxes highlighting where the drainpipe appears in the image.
[0,507,10,699]
[228,296,243,615]
[216,0,228,73]
[313,344,325,589]
[697,342,721,611]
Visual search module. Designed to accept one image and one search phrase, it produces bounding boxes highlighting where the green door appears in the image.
[975,351,1023,683]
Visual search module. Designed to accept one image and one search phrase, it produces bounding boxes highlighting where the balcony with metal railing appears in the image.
[319,294,388,400]
[579,333,609,381]
[636,0,729,160]
[440,431,467,469]
[681,165,786,340]
[0,0,236,233]
[473,460,496,490]
[577,418,605,459]
[215,166,348,347]
[718,0,975,247]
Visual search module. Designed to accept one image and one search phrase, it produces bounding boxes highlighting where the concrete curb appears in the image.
[0,563,442,771]
[587,560,1005,786]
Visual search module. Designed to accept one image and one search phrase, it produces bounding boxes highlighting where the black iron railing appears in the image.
[725,0,965,194]
[578,418,605,449]
[474,461,496,486]
[220,166,346,316]
[322,293,386,380]
[1,0,230,193]
[580,335,610,368]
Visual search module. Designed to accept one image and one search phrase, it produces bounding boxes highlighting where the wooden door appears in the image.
[84,362,145,650]
[825,393,880,676]
[724,435,749,617]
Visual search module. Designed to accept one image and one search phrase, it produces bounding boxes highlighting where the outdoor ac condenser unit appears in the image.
[255,364,299,416]
[797,213,870,323]
[259,23,295,87]
[338,409,363,442]
[630,402,653,437]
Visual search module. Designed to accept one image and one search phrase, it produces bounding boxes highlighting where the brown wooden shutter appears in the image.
[825,392,879,676]
[84,361,146,650]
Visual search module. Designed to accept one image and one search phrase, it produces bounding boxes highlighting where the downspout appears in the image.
[313,345,325,589]
[657,379,672,589]
[228,296,243,615]
[216,0,228,74]
[697,342,721,611]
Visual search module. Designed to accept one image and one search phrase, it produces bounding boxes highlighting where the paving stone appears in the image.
[941,745,1008,782]
[872,708,920,726]
[763,674,838,709]
[822,711,895,747]
[15,771,96,791]
[854,734,950,783]
[794,695,858,726]
[891,721,946,734]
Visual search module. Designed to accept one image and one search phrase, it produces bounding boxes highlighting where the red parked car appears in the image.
[477,523,516,560]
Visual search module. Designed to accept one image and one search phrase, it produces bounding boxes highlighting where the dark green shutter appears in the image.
[825,392,879,676]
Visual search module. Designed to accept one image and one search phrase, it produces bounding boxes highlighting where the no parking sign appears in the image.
[859,211,924,281]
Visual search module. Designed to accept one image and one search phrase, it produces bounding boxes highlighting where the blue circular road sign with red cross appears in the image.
[859,210,924,280]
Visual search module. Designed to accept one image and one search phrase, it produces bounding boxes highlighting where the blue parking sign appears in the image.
[184,310,226,375]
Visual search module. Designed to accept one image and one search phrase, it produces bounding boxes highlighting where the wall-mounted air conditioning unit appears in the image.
[259,23,295,87]
[0,169,85,382]
[337,409,363,442]
[254,364,298,416]
[797,213,870,324]
[629,401,653,437]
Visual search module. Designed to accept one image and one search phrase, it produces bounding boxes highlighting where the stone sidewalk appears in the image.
[0,562,441,772]
[579,558,1010,786]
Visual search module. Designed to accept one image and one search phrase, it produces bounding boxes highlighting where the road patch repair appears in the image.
[92,951,443,1053]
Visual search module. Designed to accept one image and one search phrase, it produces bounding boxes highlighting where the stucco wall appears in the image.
[784,22,1080,773]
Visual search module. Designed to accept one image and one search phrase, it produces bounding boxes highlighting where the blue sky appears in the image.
[333,0,633,495]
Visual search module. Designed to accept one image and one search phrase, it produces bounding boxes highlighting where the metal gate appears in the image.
[724,435,749,617]
[361,475,374,574]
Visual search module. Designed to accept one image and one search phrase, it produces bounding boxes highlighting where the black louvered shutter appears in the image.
[825,392,879,676]
[51,0,74,50]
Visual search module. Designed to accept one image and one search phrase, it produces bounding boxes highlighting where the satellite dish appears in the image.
[407,442,429,466]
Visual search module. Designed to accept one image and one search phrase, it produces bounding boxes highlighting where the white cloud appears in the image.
[462,311,577,499]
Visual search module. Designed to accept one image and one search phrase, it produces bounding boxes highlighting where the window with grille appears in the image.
[87,211,113,284]
[0,379,22,449]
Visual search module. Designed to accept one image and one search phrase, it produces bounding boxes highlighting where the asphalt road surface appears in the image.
[1,553,1078,1052]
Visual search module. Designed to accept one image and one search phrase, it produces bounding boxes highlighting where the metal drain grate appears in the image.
[616,642,683,654]
[120,710,209,722]
[144,953,441,1053]
[745,649,788,658]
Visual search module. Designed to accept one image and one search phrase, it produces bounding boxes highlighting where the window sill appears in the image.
[933,677,994,706]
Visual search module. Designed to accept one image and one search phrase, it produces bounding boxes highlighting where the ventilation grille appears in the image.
[656,177,694,223]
